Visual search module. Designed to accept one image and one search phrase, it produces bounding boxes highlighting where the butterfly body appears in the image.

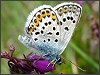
[18,2,82,62]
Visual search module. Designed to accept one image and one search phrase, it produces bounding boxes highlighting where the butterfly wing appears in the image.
[54,2,82,55]
[18,5,63,61]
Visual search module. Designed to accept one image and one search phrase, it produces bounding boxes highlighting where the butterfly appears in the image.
[18,2,82,64]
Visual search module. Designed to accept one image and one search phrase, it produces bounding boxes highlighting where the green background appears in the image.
[1,1,99,74]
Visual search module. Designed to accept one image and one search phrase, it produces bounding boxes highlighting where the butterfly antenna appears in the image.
[66,58,86,72]
[23,54,27,59]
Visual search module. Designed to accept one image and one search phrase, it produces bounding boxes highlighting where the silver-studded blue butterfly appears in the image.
[18,2,82,63]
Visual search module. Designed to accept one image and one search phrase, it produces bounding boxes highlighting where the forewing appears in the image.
[19,5,62,60]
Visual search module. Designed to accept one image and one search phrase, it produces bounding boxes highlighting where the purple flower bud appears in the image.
[1,51,10,59]
[89,15,99,38]
[9,44,15,51]
[27,54,55,73]
[76,1,84,6]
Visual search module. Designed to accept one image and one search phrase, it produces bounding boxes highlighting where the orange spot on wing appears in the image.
[46,10,51,17]
[37,14,42,21]
[50,13,57,20]
[34,19,39,27]
[41,11,46,18]
[29,27,34,32]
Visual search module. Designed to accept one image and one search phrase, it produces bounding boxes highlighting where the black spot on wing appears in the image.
[34,38,38,41]
[64,27,69,31]
[67,16,70,20]
[48,39,50,41]
[41,30,44,34]
[63,18,66,22]
[35,32,40,35]
[60,21,62,25]
[47,32,52,35]
[73,20,75,23]
[48,21,51,25]
[42,26,45,29]
[55,39,58,42]
[56,32,59,35]
[45,22,48,26]
[53,27,56,30]
[71,17,73,20]
[52,19,55,21]
[42,11,45,14]
[43,40,46,42]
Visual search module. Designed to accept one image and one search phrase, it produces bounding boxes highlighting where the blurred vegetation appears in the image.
[1,1,99,74]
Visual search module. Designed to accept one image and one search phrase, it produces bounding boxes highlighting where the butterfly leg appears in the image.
[46,59,56,70]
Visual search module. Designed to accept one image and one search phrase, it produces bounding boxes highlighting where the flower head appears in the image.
[1,45,55,74]
[27,53,55,73]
